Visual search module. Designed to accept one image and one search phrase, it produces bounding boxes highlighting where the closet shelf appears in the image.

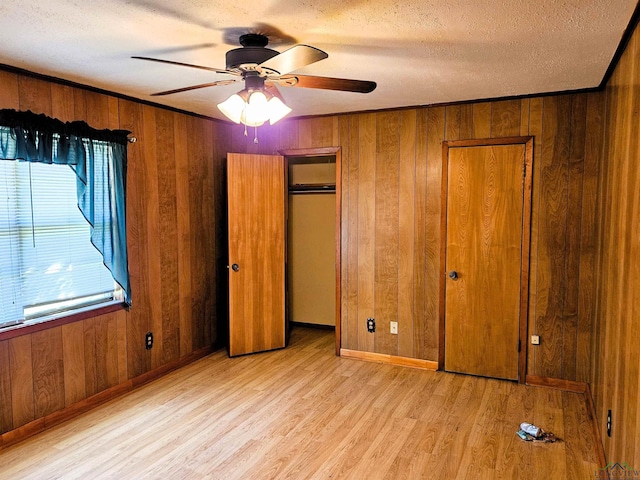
[289,183,336,194]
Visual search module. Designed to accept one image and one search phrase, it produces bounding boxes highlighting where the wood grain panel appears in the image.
[116,310,128,384]
[85,91,110,130]
[490,99,521,137]
[424,107,445,361]
[108,96,120,130]
[50,84,75,122]
[576,92,605,383]
[398,110,416,357]
[0,70,19,108]
[356,113,376,353]
[412,109,428,359]
[73,88,88,120]
[534,96,571,378]
[277,118,299,151]
[174,113,193,357]
[526,96,544,373]
[31,328,65,418]
[337,115,358,348]
[201,119,216,348]
[520,98,530,136]
[187,117,209,350]
[83,318,97,397]
[141,105,163,369]
[337,115,350,347]
[341,115,360,350]
[374,111,400,355]
[563,94,587,381]
[95,314,119,392]
[0,342,12,434]
[472,102,492,139]
[9,335,34,428]
[459,104,474,139]
[298,117,335,148]
[156,109,180,363]
[445,105,461,141]
[17,76,52,115]
[61,322,86,406]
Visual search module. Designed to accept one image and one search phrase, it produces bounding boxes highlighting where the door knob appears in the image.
[231,263,240,272]
[448,270,458,280]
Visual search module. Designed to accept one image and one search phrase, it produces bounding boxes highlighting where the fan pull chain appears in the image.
[254,126,259,144]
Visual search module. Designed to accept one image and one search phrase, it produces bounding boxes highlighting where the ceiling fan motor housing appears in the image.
[226,33,279,69]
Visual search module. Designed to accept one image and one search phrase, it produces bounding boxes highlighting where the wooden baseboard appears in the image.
[290,321,335,331]
[525,375,588,393]
[585,383,607,469]
[0,344,216,451]
[525,375,606,469]
[340,349,439,371]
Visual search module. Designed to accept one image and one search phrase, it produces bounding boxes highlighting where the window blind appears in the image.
[0,159,120,328]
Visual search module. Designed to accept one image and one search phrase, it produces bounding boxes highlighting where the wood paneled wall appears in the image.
[0,70,226,437]
[228,92,604,382]
[591,20,640,465]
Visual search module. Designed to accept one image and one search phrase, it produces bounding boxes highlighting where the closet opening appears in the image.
[283,148,341,355]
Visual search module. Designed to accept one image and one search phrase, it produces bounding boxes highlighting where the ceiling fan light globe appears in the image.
[267,96,292,124]
[217,94,245,124]
[240,113,266,127]
[242,91,270,126]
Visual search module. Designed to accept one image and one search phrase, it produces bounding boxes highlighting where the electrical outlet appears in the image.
[145,332,153,350]
[531,335,540,345]
[367,318,375,333]
[607,410,612,437]
[390,321,398,334]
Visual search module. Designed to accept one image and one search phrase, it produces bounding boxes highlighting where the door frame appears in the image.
[279,147,342,356]
[438,136,533,383]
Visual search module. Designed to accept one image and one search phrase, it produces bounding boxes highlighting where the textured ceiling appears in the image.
[0,1,637,121]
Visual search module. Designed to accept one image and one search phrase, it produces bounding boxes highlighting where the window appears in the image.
[0,160,122,328]
[0,110,131,330]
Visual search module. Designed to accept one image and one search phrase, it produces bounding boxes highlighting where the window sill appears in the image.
[0,301,128,342]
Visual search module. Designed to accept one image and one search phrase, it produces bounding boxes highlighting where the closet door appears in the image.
[441,138,532,381]
[227,153,286,356]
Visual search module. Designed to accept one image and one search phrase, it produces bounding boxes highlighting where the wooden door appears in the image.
[228,153,286,357]
[441,138,532,381]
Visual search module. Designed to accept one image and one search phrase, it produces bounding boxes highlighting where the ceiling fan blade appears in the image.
[132,56,233,75]
[279,75,376,93]
[259,45,328,75]
[150,80,238,96]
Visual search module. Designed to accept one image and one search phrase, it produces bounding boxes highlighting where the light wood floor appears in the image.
[0,327,600,479]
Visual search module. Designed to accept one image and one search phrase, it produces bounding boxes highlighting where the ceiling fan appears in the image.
[133,33,377,127]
